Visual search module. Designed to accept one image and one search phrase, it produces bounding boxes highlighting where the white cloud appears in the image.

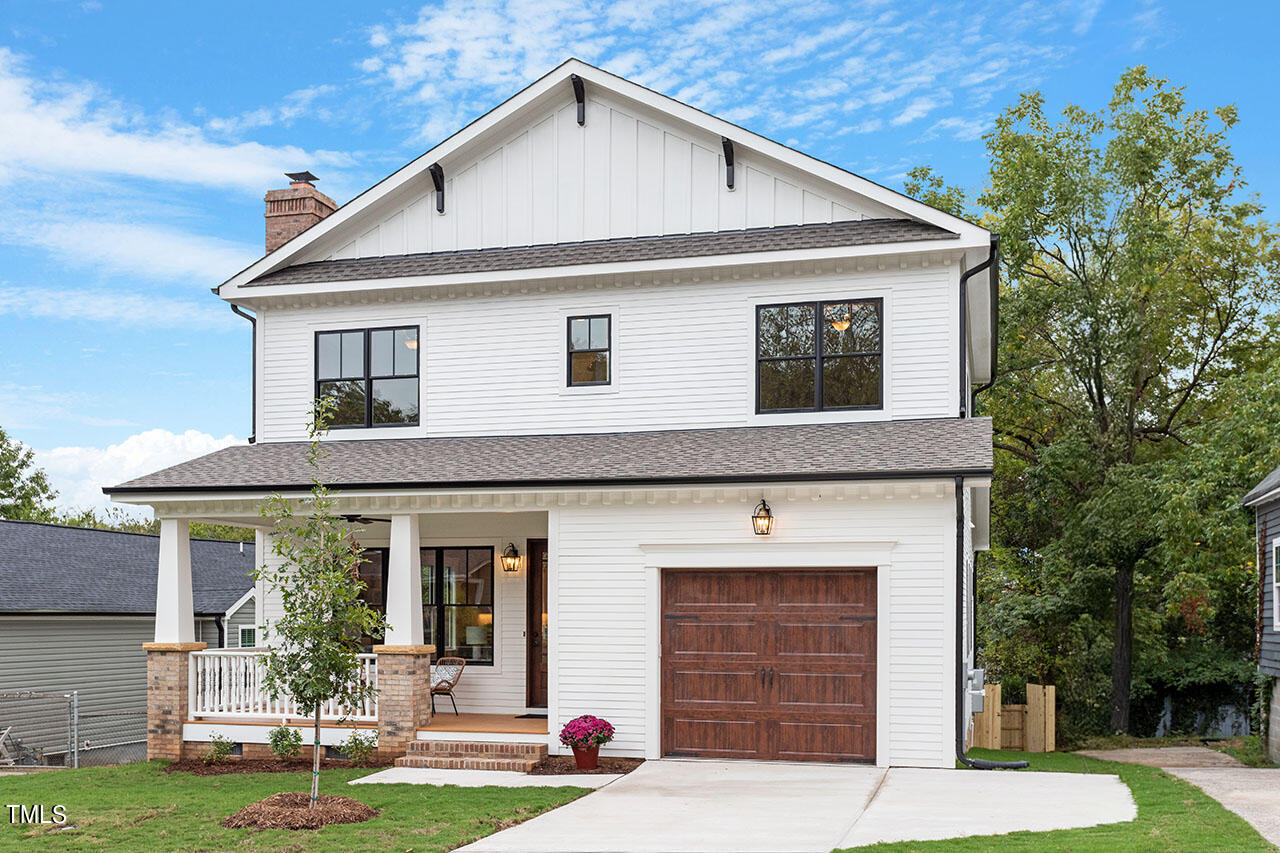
[33,428,241,514]
[1074,0,1104,35]
[0,221,256,284]
[360,0,1085,162]
[0,284,238,330]
[0,48,351,193]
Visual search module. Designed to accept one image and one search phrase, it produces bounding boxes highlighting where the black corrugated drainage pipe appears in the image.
[958,235,999,418]
[969,235,1001,416]
[229,304,257,444]
[956,475,1028,770]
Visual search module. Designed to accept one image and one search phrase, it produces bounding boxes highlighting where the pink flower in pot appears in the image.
[558,715,615,770]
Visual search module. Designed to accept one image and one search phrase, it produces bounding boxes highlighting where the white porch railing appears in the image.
[189,650,378,722]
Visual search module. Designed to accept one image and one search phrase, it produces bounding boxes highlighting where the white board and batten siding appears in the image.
[550,488,958,768]
[258,512,548,714]
[301,92,899,264]
[256,263,959,443]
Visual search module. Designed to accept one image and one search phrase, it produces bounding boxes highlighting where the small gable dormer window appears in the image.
[567,315,611,386]
[316,326,419,428]
[756,299,882,412]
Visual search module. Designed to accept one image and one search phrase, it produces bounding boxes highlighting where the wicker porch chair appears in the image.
[431,657,467,715]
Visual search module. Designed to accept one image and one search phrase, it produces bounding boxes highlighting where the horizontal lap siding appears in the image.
[554,490,954,766]
[1261,501,1280,676]
[258,265,957,442]
[259,513,546,714]
[0,616,152,755]
[303,93,897,264]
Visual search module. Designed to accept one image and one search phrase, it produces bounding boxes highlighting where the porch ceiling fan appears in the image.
[341,514,391,525]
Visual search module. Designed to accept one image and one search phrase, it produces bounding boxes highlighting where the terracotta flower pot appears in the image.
[571,744,599,770]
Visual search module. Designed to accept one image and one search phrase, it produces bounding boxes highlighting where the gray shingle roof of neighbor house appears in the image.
[244,218,958,287]
[105,418,993,494]
[1244,463,1280,506]
[0,520,254,614]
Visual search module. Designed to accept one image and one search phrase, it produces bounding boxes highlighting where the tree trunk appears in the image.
[310,704,321,808]
[1109,564,1135,733]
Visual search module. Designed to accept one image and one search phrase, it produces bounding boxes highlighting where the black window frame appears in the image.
[421,546,495,667]
[314,326,420,430]
[566,314,612,387]
[755,297,884,413]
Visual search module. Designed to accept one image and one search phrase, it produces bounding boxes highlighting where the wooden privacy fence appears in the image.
[970,683,1056,752]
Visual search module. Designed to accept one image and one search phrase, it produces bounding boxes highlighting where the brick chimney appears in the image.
[264,171,337,252]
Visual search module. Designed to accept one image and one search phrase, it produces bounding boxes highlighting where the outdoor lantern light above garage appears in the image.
[752,499,774,535]
[501,542,522,572]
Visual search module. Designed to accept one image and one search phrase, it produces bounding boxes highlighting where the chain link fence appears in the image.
[0,691,147,767]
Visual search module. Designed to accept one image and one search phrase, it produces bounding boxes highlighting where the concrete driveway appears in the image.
[458,759,1136,853]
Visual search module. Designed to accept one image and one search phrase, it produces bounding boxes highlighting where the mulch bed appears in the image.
[527,756,644,775]
[222,792,377,830]
[165,756,394,776]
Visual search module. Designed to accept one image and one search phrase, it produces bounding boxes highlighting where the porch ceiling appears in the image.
[104,418,993,497]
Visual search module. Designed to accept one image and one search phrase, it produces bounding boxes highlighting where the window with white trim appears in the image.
[239,627,257,648]
[1273,540,1279,632]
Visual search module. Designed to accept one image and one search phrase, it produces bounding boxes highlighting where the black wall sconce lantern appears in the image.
[501,542,522,572]
[752,498,774,536]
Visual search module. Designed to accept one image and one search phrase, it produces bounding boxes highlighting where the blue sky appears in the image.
[0,0,1276,512]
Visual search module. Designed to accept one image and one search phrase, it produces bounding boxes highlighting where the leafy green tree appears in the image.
[258,398,387,807]
[922,67,1280,733]
[55,506,254,542]
[0,427,57,521]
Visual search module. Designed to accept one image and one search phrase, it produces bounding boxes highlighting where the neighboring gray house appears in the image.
[1245,466,1280,763]
[0,520,255,763]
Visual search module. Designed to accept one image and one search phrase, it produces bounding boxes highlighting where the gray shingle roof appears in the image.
[1245,463,1280,507]
[105,418,993,494]
[246,219,957,287]
[0,521,254,615]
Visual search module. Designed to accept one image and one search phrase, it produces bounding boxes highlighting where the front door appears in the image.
[526,538,549,708]
[660,568,877,762]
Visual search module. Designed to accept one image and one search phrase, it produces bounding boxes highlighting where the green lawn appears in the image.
[839,748,1275,853]
[0,762,588,852]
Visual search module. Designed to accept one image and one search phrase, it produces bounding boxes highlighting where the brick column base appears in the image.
[143,642,206,762]
[374,645,435,756]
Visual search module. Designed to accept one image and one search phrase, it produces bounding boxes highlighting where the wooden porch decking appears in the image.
[420,713,548,735]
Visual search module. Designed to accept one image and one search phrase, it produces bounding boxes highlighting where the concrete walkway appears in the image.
[457,759,1136,853]
[1074,746,1280,847]
[349,766,621,788]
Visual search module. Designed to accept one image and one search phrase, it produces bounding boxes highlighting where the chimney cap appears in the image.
[285,170,318,184]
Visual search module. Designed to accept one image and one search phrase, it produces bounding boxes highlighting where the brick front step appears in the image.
[395,755,542,771]
[405,739,547,760]
[396,739,548,771]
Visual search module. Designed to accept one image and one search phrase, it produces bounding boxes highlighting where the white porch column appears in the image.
[384,513,424,645]
[154,518,195,643]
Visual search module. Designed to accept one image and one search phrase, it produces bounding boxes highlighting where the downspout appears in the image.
[230,304,257,444]
[214,614,226,649]
[958,236,998,418]
[969,235,1000,416]
[956,474,1027,769]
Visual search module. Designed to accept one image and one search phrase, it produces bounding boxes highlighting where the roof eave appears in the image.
[217,58,992,298]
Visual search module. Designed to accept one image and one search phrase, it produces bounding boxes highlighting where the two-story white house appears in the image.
[107,59,998,770]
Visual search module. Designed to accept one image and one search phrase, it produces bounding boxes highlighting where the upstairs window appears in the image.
[238,627,256,648]
[315,327,419,428]
[567,315,611,386]
[756,299,882,412]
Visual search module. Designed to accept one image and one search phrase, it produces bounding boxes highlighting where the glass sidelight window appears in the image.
[421,547,494,665]
[315,326,420,428]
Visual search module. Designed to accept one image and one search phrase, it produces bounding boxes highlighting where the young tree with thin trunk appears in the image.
[258,399,387,807]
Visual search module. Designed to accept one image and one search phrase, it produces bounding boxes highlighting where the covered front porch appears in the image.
[136,494,553,762]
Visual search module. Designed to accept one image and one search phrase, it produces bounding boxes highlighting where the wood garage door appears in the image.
[661,569,876,763]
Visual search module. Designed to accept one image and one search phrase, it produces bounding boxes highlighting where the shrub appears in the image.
[267,725,303,760]
[202,734,235,765]
[559,715,615,749]
[341,730,378,766]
